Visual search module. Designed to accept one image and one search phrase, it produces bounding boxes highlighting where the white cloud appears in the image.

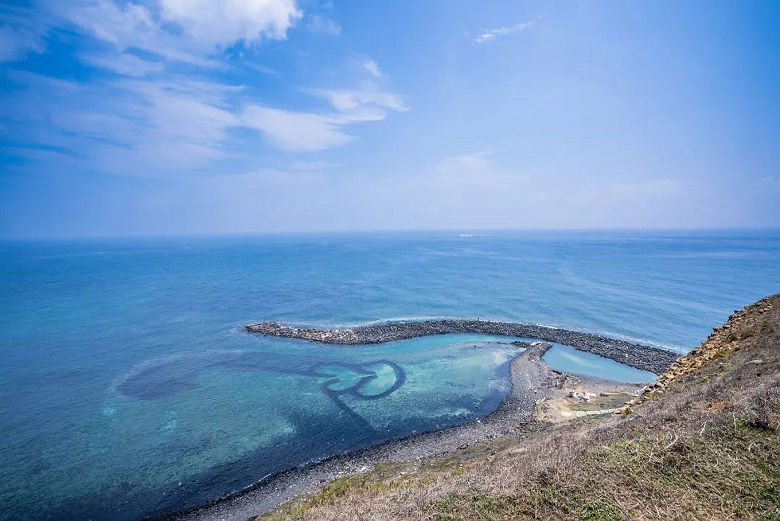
[244,61,280,75]
[305,13,341,35]
[311,89,408,115]
[56,0,209,65]
[238,86,407,152]
[1,0,409,174]
[4,71,243,174]
[0,6,48,63]
[363,59,383,78]
[0,25,44,62]
[130,80,241,156]
[51,0,301,64]
[242,105,353,152]
[474,21,534,43]
[80,52,165,77]
[89,80,239,170]
[4,68,408,172]
[158,0,302,47]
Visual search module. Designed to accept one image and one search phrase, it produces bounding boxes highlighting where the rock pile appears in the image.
[246,318,679,374]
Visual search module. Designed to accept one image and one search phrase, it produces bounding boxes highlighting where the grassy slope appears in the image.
[261,295,780,521]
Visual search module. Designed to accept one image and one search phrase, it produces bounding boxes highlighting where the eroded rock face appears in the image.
[246,319,678,374]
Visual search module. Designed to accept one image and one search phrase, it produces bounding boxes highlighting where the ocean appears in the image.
[0,230,777,520]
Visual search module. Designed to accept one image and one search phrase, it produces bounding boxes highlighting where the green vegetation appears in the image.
[429,421,779,521]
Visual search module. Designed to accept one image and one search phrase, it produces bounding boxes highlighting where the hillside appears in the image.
[261,295,779,521]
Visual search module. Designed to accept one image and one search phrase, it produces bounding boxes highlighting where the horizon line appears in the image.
[2,225,779,243]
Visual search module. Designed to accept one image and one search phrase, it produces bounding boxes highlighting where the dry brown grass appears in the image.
[261,295,780,521]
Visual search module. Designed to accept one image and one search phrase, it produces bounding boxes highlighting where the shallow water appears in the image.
[0,230,778,519]
[543,344,656,383]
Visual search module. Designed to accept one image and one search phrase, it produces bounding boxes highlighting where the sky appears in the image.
[0,0,779,238]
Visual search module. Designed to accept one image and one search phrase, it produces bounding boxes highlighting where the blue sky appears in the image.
[1,0,778,238]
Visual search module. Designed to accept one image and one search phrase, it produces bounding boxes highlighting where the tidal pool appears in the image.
[3,333,654,520]
[543,343,657,383]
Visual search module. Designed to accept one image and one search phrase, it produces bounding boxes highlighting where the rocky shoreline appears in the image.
[169,320,678,520]
[246,319,678,374]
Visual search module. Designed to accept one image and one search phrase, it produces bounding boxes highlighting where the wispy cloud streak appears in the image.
[474,21,534,43]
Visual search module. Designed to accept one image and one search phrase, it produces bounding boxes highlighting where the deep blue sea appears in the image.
[0,230,777,520]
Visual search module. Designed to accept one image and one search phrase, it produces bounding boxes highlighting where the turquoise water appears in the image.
[0,230,778,520]
[543,344,656,383]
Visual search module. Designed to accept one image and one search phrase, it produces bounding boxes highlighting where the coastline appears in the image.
[170,341,648,521]
[244,295,779,521]
[246,319,678,374]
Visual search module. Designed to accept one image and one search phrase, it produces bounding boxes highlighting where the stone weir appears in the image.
[245,319,679,375]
